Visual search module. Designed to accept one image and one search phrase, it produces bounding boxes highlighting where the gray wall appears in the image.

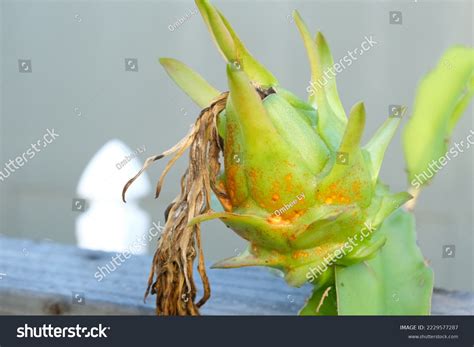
[1,0,472,291]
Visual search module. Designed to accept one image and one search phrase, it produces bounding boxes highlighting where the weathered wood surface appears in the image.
[0,236,472,315]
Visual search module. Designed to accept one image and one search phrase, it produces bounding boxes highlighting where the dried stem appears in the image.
[122,85,273,315]
[122,92,228,315]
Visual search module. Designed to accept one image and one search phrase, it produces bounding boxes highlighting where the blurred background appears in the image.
[0,0,472,291]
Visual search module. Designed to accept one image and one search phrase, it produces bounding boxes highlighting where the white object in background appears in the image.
[76,139,151,254]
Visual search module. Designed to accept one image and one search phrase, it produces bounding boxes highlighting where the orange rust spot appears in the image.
[218,181,225,189]
[267,214,291,225]
[313,247,323,256]
[287,210,304,222]
[247,169,264,204]
[225,165,238,201]
[292,250,309,260]
[352,181,361,194]
[272,194,280,202]
[318,181,357,205]
[227,180,236,200]
[351,181,362,200]
[267,215,282,224]
[284,174,294,192]
[218,196,233,212]
[248,169,258,180]
[271,180,280,191]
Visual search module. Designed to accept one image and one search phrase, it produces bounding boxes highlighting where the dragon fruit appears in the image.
[184,0,411,288]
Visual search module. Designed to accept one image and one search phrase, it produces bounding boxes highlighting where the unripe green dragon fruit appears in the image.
[180,0,412,288]
[125,0,416,314]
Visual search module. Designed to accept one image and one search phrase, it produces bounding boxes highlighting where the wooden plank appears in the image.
[0,236,472,315]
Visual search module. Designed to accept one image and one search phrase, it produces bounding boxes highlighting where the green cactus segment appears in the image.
[336,235,386,266]
[211,247,277,268]
[447,75,474,134]
[159,58,221,108]
[335,209,434,315]
[219,86,321,147]
[370,191,412,227]
[203,185,409,287]
[196,0,278,87]
[189,211,294,252]
[317,102,373,208]
[290,204,358,249]
[217,109,227,138]
[364,116,401,183]
[158,57,227,140]
[335,186,411,267]
[403,46,474,186]
[226,64,319,212]
[226,64,279,144]
[315,32,346,123]
[293,10,346,151]
[263,94,329,175]
[222,99,249,208]
[339,102,365,151]
[299,282,337,316]
[273,87,318,127]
